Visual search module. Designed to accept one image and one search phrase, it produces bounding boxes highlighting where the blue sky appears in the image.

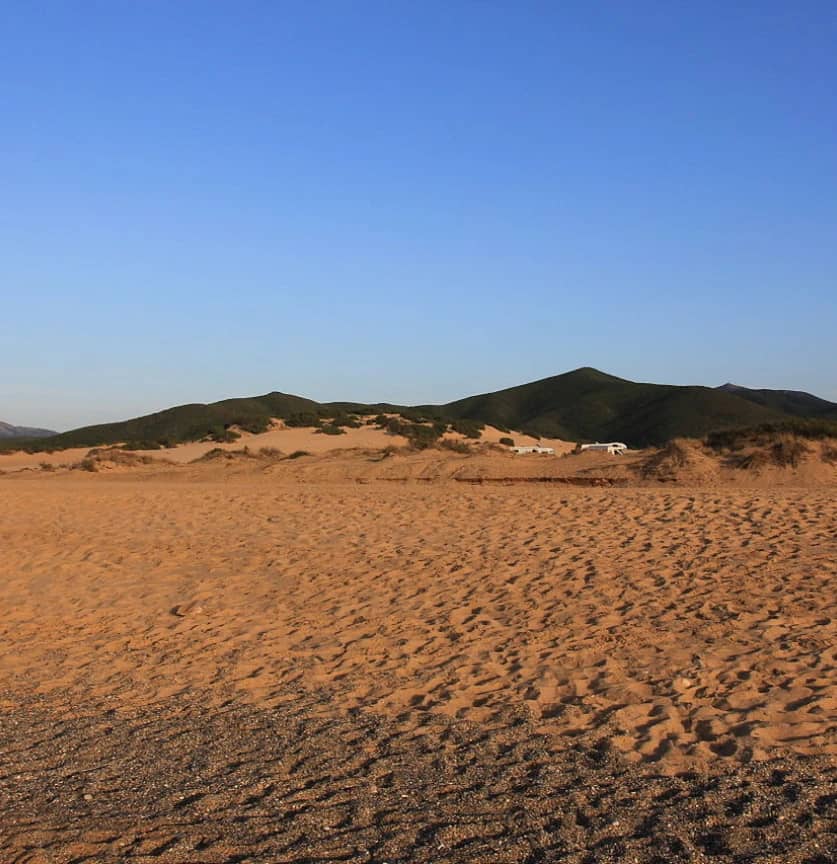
[1,1,835,430]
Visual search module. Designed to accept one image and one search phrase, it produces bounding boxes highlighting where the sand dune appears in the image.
[0,420,572,472]
[5,424,835,491]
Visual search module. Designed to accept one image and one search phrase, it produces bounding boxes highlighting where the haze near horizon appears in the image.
[2,2,835,431]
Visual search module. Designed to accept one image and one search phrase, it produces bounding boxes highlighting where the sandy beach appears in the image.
[0,448,834,862]
[5,1,837,857]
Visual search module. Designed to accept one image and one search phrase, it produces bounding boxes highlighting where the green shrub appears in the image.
[330,413,362,428]
[239,417,272,435]
[450,419,484,439]
[499,437,515,447]
[286,450,310,459]
[284,412,322,428]
[39,461,55,471]
[208,428,241,444]
[822,444,837,464]
[123,440,163,451]
[440,439,470,454]
[381,417,445,449]
[399,409,434,424]
[78,458,97,472]
[405,425,440,450]
[317,423,346,436]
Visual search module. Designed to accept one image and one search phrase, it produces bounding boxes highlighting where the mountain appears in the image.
[6,392,322,450]
[4,368,835,451]
[434,367,792,445]
[717,383,837,420]
[0,421,56,439]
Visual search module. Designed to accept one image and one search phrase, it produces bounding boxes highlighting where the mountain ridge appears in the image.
[3,368,835,451]
[434,368,825,445]
[0,421,56,439]
[716,382,837,419]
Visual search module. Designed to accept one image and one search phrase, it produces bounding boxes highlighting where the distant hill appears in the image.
[434,368,795,445]
[717,383,837,420]
[0,420,56,439]
[2,392,321,451]
[3,368,835,451]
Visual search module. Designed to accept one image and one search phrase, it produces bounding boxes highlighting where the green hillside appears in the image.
[436,368,791,445]
[717,383,837,420]
[8,391,322,451]
[4,367,835,452]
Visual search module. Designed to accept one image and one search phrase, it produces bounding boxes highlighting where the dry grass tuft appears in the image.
[820,443,837,464]
[641,439,692,479]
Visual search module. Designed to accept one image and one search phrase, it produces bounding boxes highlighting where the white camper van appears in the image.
[579,442,627,456]
[511,445,555,455]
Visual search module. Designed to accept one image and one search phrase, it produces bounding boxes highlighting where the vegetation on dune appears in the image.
[207,427,241,444]
[284,411,325,428]
[705,419,837,450]
[730,436,811,471]
[768,436,810,468]
[192,447,259,463]
[703,422,837,471]
[330,413,362,428]
[640,439,695,479]
[735,449,773,471]
[373,415,449,450]
[238,417,273,435]
[821,444,837,464]
[397,409,445,425]
[499,437,515,447]
[257,447,283,458]
[380,417,439,449]
[439,439,471,454]
[449,418,484,439]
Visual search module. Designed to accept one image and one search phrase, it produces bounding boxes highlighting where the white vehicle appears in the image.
[511,445,555,455]
[579,442,627,455]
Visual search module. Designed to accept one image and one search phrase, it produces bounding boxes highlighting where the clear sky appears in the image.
[2,1,835,430]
